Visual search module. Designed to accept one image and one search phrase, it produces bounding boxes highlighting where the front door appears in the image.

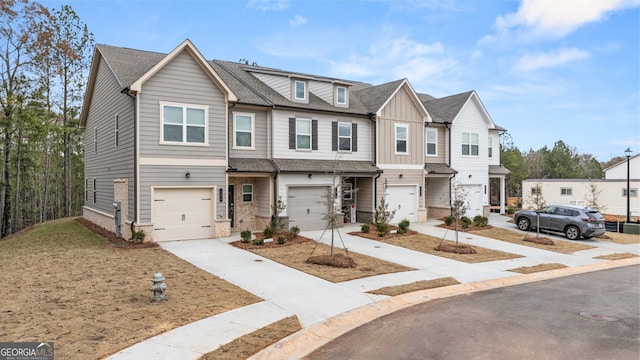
[228,185,235,228]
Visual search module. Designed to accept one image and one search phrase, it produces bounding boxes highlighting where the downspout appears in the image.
[121,87,137,237]
[368,112,381,216]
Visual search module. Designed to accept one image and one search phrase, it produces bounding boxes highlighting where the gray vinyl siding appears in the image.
[256,177,271,217]
[139,165,227,222]
[308,80,333,104]
[138,50,227,160]
[83,56,136,221]
[228,108,269,158]
[253,73,290,99]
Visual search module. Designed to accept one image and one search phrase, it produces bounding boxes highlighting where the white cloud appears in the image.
[513,48,590,71]
[496,0,639,38]
[246,0,289,11]
[289,15,307,27]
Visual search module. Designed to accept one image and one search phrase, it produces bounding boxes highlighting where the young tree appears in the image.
[449,180,469,248]
[525,180,547,211]
[585,181,606,212]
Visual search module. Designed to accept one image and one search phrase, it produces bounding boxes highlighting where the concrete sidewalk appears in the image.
[106,214,639,359]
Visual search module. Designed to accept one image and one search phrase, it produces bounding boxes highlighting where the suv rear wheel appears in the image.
[517,217,531,231]
[565,225,580,240]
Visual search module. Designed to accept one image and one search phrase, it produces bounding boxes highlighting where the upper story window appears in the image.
[233,113,254,149]
[296,118,312,150]
[114,114,119,148]
[488,137,493,158]
[93,127,98,154]
[462,132,479,156]
[338,122,352,151]
[289,118,317,151]
[395,124,408,154]
[293,80,307,101]
[332,121,357,152]
[425,128,437,156]
[336,86,347,106]
[161,102,207,145]
[560,187,572,195]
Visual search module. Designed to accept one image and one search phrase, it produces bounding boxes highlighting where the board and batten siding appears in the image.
[83,56,136,221]
[272,110,372,161]
[137,50,227,160]
[138,165,227,223]
[450,96,492,207]
[378,86,425,165]
[228,108,269,158]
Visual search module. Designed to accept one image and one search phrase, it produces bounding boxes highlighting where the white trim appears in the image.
[296,118,312,150]
[461,132,479,157]
[159,101,209,146]
[139,158,227,166]
[242,183,254,203]
[293,79,307,102]
[232,112,255,150]
[376,79,430,121]
[335,86,348,106]
[395,123,409,155]
[425,127,437,156]
[338,121,352,152]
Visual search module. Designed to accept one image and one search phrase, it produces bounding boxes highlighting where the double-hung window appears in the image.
[161,103,207,145]
[296,119,312,150]
[531,187,541,195]
[560,187,572,195]
[425,128,437,156]
[488,137,493,158]
[336,86,347,106]
[114,114,119,147]
[395,124,408,154]
[93,127,98,154]
[92,178,97,203]
[85,178,89,202]
[233,113,254,149]
[338,122,352,151]
[462,132,479,156]
[623,189,638,197]
[242,184,253,202]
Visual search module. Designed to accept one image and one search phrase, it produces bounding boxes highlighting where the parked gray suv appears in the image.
[514,205,606,240]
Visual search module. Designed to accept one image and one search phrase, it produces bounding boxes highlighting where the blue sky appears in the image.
[52,0,639,162]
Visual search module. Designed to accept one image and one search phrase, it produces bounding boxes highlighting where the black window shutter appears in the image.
[289,118,295,149]
[312,120,318,150]
[352,123,358,152]
[332,122,337,151]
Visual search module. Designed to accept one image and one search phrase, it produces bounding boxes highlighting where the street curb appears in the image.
[248,257,640,360]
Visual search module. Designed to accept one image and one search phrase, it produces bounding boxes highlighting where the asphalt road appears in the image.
[306,265,640,360]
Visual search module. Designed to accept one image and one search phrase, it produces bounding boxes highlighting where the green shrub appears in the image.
[278,236,286,245]
[473,215,488,227]
[506,206,515,215]
[240,230,252,243]
[376,222,389,237]
[252,238,264,246]
[444,216,454,226]
[461,216,471,229]
[132,229,145,243]
[361,223,370,233]
[262,226,274,239]
[290,226,300,236]
[398,219,410,231]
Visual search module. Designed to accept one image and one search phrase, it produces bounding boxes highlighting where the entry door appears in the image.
[228,185,235,228]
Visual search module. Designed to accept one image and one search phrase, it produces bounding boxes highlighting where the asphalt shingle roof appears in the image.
[228,158,277,173]
[421,91,474,124]
[425,163,457,175]
[272,159,380,175]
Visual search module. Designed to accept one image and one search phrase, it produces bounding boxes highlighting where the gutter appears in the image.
[444,121,454,212]
[121,86,138,237]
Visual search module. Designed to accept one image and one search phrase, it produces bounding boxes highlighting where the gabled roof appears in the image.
[80,40,237,127]
[421,90,506,131]
[354,78,430,119]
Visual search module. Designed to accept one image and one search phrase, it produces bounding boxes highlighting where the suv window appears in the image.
[586,211,603,220]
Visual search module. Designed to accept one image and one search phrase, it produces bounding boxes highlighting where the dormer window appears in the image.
[336,86,347,106]
[293,80,307,101]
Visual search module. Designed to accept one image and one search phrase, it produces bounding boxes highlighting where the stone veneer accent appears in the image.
[428,206,450,220]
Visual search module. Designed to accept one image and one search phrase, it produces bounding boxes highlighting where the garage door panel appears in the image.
[385,185,417,223]
[288,186,328,230]
[153,188,213,241]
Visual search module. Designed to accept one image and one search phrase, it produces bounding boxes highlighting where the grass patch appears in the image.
[248,241,414,283]
[508,263,568,274]
[594,252,639,260]
[368,277,460,296]
[0,218,261,360]
[469,227,595,254]
[595,232,640,244]
[199,316,301,360]
[375,233,522,263]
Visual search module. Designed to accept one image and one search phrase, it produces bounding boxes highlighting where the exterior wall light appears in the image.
[185,171,191,179]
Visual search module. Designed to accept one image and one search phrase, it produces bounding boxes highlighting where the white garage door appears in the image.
[152,188,213,241]
[385,185,417,223]
[462,185,483,218]
[288,186,329,230]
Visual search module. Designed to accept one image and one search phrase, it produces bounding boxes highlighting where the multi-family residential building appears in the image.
[80,39,509,242]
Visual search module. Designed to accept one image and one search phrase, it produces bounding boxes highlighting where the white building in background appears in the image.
[522,154,640,218]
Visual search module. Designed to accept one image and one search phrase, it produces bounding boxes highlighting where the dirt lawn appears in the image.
[469,227,595,254]
[0,218,261,359]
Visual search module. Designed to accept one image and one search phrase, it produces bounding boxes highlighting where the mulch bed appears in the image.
[523,236,555,245]
[434,243,477,254]
[348,223,417,240]
[76,217,158,249]
[436,223,493,232]
[306,253,357,268]
[230,233,311,250]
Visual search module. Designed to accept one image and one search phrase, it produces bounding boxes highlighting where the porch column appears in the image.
[500,176,506,214]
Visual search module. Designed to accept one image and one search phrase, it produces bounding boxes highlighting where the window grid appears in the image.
[161,103,207,145]
[462,132,479,156]
[531,187,541,195]
[560,188,572,196]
